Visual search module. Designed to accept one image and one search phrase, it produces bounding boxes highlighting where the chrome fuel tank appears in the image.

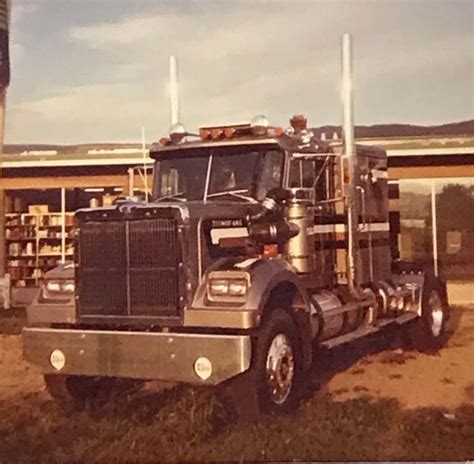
[310,290,365,341]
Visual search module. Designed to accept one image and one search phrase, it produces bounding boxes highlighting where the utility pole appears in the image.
[0,0,11,308]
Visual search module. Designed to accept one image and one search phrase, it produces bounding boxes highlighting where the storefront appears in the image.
[385,139,474,304]
[0,146,153,304]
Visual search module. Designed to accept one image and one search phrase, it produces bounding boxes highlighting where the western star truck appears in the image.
[23,35,449,415]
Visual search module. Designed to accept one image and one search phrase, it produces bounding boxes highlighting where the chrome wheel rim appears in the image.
[428,290,444,337]
[265,333,295,405]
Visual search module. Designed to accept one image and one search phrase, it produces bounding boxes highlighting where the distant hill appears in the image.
[313,119,474,139]
[2,142,143,155]
[4,120,474,153]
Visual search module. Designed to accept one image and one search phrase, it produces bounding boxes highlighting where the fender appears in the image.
[190,257,313,370]
[192,257,311,314]
[245,258,313,371]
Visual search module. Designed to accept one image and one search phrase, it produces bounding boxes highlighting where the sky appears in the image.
[5,0,474,144]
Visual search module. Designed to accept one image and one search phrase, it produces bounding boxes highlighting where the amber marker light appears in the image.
[199,128,211,140]
[211,128,224,140]
[272,126,284,136]
[224,127,237,138]
[263,243,279,258]
[342,157,351,184]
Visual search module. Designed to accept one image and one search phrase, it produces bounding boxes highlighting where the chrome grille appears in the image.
[78,217,181,319]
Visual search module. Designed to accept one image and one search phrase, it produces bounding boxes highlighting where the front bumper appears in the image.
[23,327,251,385]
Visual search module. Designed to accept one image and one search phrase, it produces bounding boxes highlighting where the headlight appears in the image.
[45,281,61,293]
[208,278,248,297]
[45,279,75,295]
[207,271,250,302]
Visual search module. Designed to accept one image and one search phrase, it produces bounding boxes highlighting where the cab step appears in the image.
[321,325,379,349]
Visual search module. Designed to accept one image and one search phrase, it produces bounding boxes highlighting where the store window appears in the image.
[5,186,125,288]
[6,189,69,288]
[398,179,433,267]
[399,177,474,281]
[435,178,474,280]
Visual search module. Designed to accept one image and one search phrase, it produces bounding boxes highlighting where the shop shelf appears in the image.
[5,211,76,284]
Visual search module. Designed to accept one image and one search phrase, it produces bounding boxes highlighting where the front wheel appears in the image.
[226,308,304,418]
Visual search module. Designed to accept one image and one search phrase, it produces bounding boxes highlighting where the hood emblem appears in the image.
[118,204,134,216]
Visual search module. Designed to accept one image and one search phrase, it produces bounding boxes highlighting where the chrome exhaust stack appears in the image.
[169,55,180,127]
[341,33,362,298]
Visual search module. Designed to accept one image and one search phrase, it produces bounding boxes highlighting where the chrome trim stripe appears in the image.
[308,222,390,234]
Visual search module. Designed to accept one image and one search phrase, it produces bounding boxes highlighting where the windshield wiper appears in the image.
[206,189,257,202]
[155,192,186,202]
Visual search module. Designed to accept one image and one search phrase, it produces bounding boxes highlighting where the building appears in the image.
[0,130,473,306]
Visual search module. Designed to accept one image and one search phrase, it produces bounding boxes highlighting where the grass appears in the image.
[1,305,473,462]
[0,385,473,463]
[0,308,26,335]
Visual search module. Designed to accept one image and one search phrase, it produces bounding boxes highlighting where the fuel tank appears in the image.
[309,290,366,341]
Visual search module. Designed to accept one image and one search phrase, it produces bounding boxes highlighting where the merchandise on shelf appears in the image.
[4,210,75,288]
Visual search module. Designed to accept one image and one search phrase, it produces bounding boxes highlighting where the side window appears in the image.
[158,166,180,196]
[255,150,284,200]
[288,160,316,188]
[287,158,328,200]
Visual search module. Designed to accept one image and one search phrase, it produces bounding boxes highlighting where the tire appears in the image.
[408,276,449,351]
[229,309,304,421]
[44,374,144,408]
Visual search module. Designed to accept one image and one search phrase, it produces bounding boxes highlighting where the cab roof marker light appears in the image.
[211,128,224,140]
[169,122,187,144]
[159,137,171,146]
[224,127,237,138]
[250,114,269,136]
[268,126,284,137]
[199,128,211,141]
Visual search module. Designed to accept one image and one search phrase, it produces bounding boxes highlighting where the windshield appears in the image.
[153,146,283,202]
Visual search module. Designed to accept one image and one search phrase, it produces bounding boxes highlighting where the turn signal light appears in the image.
[263,243,279,258]
[211,128,224,140]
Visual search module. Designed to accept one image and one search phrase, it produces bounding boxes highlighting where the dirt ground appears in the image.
[0,306,473,410]
[0,307,473,462]
[326,305,474,411]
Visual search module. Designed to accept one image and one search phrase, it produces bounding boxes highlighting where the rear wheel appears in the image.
[409,277,449,351]
[44,374,144,408]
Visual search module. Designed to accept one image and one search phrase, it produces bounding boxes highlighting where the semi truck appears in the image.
[23,35,449,415]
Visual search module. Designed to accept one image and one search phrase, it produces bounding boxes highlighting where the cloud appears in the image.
[7,82,158,143]
[70,15,159,49]
[6,0,473,143]
[9,2,38,69]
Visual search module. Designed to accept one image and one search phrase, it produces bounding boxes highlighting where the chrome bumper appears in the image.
[23,327,252,385]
